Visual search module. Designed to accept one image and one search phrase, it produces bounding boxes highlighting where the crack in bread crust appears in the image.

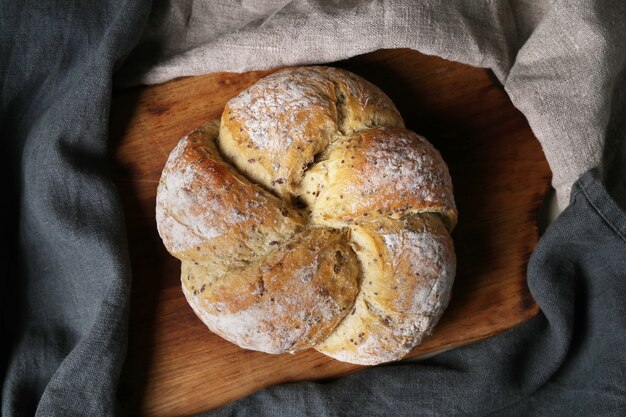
[156,66,457,364]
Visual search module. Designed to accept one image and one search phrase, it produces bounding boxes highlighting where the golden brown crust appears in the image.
[300,127,457,230]
[182,228,359,354]
[315,214,455,364]
[156,66,458,364]
[219,66,404,200]
[156,121,305,272]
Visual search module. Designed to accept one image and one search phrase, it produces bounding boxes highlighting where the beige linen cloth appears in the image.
[119,0,626,210]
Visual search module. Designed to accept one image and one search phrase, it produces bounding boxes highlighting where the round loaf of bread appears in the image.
[156,66,457,365]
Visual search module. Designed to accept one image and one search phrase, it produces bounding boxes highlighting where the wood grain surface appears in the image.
[109,49,551,416]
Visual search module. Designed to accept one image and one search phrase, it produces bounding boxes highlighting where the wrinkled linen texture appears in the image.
[121,0,626,210]
[2,0,626,416]
[1,0,152,415]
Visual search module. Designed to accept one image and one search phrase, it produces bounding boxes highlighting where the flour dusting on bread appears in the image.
[156,66,457,365]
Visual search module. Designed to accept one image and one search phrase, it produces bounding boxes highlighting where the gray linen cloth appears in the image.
[1,0,152,415]
[2,1,626,416]
[120,0,626,210]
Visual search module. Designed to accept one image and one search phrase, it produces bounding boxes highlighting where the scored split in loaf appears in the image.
[156,66,457,365]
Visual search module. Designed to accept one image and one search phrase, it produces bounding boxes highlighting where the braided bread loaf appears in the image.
[156,66,457,365]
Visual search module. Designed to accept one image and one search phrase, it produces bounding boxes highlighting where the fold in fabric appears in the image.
[1,1,152,415]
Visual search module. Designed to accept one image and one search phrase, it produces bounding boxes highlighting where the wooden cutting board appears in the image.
[110,49,551,416]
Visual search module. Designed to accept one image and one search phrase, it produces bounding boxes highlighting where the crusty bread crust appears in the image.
[156,67,457,364]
